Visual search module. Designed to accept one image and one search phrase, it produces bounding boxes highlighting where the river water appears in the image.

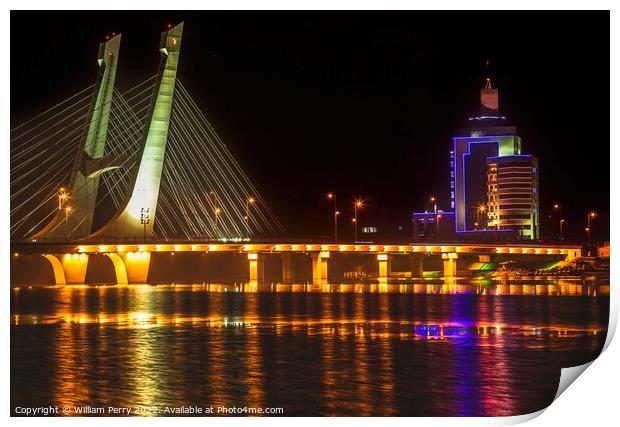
[11,279,609,416]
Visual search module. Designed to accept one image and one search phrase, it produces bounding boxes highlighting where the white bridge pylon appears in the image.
[10,22,284,242]
[90,22,184,240]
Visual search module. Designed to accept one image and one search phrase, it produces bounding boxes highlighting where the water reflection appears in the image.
[11,278,609,416]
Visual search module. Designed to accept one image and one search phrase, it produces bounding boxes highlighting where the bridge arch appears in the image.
[41,254,66,286]
[104,253,129,285]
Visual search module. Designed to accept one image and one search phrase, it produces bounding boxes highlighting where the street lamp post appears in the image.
[560,219,565,239]
[58,188,68,211]
[64,206,72,235]
[335,211,340,242]
[430,196,437,213]
[215,207,222,240]
[477,204,486,230]
[327,193,338,242]
[553,204,563,239]
[436,214,442,241]
[140,208,150,243]
[246,196,255,238]
[587,211,596,255]
[354,199,364,243]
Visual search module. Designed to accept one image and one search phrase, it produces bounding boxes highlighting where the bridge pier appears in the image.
[42,253,89,285]
[248,253,265,282]
[442,253,458,278]
[377,254,392,281]
[281,253,295,283]
[104,252,150,284]
[565,249,581,261]
[311,251,329,284]
[410,254,424,278]
[105,253,129,284]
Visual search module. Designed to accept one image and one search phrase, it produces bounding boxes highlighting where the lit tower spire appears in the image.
[480,63,499,115]
[484,76,492,89]
[32,33,122,239]
[91,22,184,240]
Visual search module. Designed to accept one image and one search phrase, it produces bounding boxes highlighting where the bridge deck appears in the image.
[12,242,581,256]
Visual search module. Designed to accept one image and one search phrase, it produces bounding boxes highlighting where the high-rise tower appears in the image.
[450,76,539,239]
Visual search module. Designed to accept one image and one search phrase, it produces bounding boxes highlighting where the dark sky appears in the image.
[10,11,610,241]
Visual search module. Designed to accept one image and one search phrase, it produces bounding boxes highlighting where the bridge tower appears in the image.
[32,34,122,239]
[91,22,184,240]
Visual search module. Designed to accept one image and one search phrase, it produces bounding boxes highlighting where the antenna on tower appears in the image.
[483,58,493,89]
[480,59,499,113]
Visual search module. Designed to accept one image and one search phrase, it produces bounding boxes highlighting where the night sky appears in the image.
[10,11,610,241]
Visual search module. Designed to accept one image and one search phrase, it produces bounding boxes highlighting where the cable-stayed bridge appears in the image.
[11,22,283,243]
[10,22,581,285]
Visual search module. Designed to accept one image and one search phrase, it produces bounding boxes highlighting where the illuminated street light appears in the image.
[140,207,150,243]
[430,196,437,213]
[65,206,72,226]
[586,211,596,254]
[215,207,222,240]
[246,196,255,238]
[327,193,338,242]
[553,203,563,239]
[58,188,69,210]
[476,204,486,230]
[354,198,364,243]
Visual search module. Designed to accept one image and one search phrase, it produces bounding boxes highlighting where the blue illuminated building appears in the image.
[452,78,539,239]
[414,77,540,241]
